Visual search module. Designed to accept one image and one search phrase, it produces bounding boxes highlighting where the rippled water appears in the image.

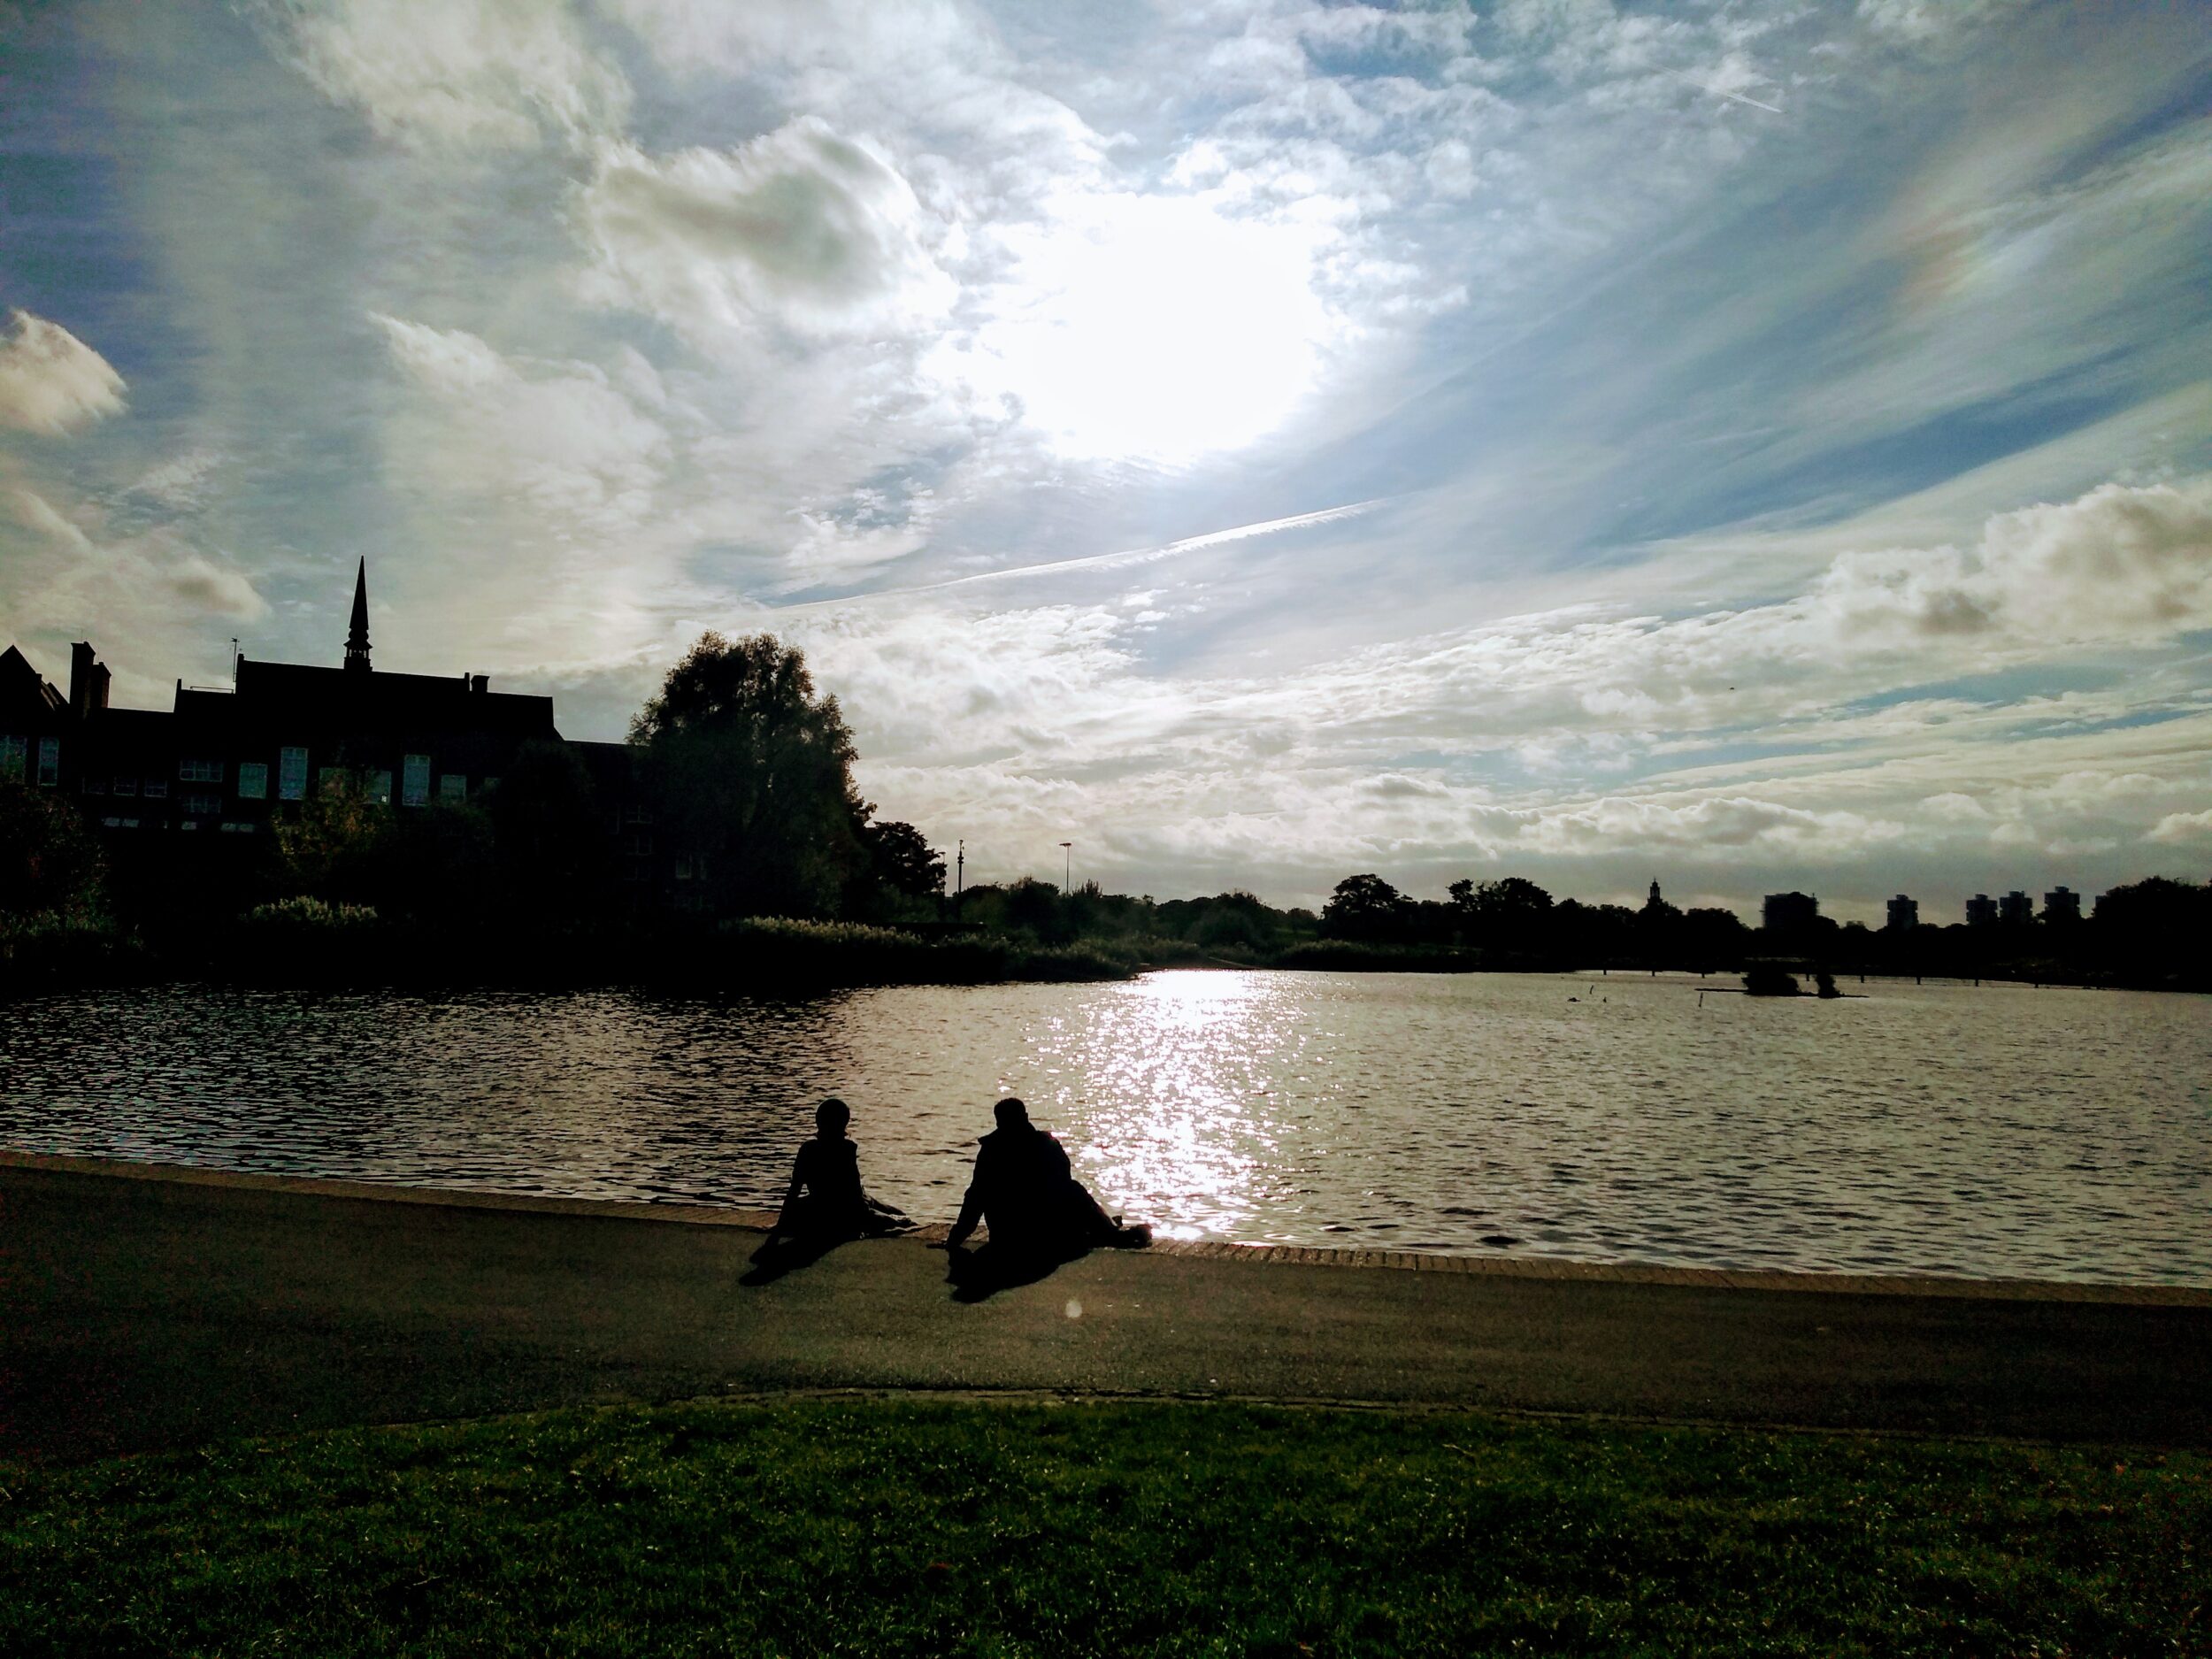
[4,971,2207,1284]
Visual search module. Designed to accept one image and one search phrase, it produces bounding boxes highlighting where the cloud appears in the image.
[577,119,956,347]
[257,0,627,150]
[2,487,269,690]
[1856,0,2025,46]
[0,311,127,434]
[372,313,671,525]
[2148,809,2212,846]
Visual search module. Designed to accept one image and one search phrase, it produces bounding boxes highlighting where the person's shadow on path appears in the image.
[941,1240,1086,1302]
[740,1233,849,1286]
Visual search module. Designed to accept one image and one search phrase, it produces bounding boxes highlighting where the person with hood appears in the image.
[942,1096,1149,1258]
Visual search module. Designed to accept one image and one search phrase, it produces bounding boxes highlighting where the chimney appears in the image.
[470,673,488,694]
[69,641,110,719]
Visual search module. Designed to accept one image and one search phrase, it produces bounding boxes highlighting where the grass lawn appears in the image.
[3,1396,2205,1657]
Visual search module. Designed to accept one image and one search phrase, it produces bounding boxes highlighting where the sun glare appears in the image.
[956,192,1334,464]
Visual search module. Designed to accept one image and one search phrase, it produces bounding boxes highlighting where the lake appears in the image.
[4,970,2206,1286]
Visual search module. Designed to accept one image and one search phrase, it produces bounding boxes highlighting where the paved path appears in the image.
[4,1153,2208,1462]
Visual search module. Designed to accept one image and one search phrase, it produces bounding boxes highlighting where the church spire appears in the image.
[344,557,372,672]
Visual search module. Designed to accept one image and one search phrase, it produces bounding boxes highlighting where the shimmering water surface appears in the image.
[4,971,2207,1285]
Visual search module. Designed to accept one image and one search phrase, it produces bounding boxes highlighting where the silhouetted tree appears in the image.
[273,772,390,907]
[1449,876,1554,951]
[488,740,613,913]
[1322,873,1409,941]
[630,633,864,918]
[858,817,945,903]
[0,780,105,920]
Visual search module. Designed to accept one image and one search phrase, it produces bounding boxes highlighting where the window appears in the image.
[402,753,430,807]
[367,771,392,805]
[143,779,167,798]
[0,735,22,781]
[219,821,254,834]
[236,762,269,800]
[113,777,136,797]
[623,802,654,825]
[319,767,347,796]
[278,746,307,802]
[37,736,58,787]
[179,757,223,782]
[81,777,108,795]
[184,793,223,816]
[439,773,466,803]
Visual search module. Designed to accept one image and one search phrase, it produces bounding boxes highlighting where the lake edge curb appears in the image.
[10,1148,2205,1308]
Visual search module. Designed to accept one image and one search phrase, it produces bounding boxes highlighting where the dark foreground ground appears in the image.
[3,1152,2208,1460]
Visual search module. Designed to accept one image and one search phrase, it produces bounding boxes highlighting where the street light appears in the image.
[1059,841,1072,892]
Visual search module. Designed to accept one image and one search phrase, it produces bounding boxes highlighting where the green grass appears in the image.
[4,1399,2205,1658]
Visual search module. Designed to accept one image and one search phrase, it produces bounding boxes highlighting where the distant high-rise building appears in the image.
[1762,891,1818,933]
[1885,895,1919,931]
[2043,886,2081,923]
[1965,894,1998,926]
[2000,889,2032,926]
[1647,879,1663,909]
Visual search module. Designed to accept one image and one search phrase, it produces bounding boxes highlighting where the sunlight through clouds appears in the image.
[946,191,1338,463]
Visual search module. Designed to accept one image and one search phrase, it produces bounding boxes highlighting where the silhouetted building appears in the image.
[1965,894,1998,926]
[1885,895,1918,931]
[1646,879,1663,909]
[0,644,68,789]
[2043,886,2080,923]
[1,562,628,846]
[1761,891,1818,933]
[2000,889,2032,926]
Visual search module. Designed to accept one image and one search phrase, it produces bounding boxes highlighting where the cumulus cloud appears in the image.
[257,0,627,149]
[577,119,956,346]
[0,311,127,434]
[2,485,269,691]
[1813,480,2212,648]
[2148,809,2212,846]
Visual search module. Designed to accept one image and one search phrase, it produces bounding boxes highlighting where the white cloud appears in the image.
[373,312,671,525]
[0,311,127,434]
[2148,809,2212,846]
[578,119,956,347]
[258,0,627,149]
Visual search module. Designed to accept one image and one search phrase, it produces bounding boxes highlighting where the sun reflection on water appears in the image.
[1028,971,1324,1242]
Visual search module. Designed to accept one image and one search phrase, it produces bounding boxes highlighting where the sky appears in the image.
[2,0,2209,920]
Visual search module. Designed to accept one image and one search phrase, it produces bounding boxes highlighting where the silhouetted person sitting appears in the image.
[754,1098,911,1263]
[942,1097,1149,1262]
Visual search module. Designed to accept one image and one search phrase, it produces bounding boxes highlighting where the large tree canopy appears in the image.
[630,633,867,918]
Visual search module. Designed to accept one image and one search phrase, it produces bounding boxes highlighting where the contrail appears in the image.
[1714,87,1783,114]
[772,497,1388,610]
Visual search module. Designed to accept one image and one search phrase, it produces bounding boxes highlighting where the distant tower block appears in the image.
[1965,894,1998,926]
[1647,879,1663,908]
[344,557,373,673]
[1886,895,1918,931]
[2042,886,2081,923]
[1999,889,2032,926]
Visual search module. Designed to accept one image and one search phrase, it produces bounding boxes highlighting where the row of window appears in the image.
[8,735,481,810]
[0,734,60,787]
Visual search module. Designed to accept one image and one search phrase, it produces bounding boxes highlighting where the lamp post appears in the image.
[1060,841,1072,893]
[955,839,964,923]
